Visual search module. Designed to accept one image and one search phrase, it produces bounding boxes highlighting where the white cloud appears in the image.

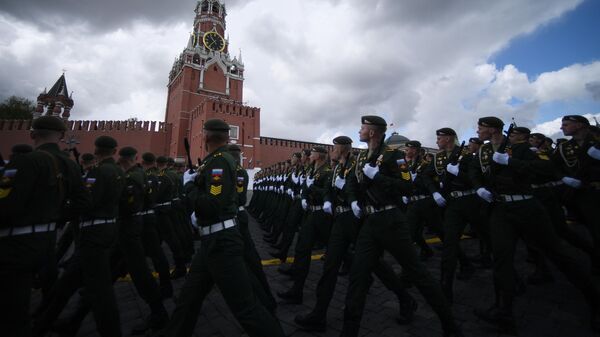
[532,113,600,140]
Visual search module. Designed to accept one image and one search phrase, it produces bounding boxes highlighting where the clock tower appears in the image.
[165,0,260,166]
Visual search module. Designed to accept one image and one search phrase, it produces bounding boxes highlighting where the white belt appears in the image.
[80,218,116,228]
[497,194,533,202]
[364,205,396,215]
[309,205,323,211]
[449,189,477,198]
[238,206,245,211]
[409,195,430,202]
[0,222,56,238]
[531,181,563,189]
[134,210,155,216]
[154,201,172,207]
[335,206,351,214]
[199,218,237,236]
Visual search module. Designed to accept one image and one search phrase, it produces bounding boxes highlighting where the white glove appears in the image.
[323,201,333,214]
[446,163,459,176]
[183,170,197,185]
[362,164,379,179]
[410,172,417,181]
[291,174,299,184]
[334,176,346,190]
[562,176,582,188]
[476,187,494,203]
[301,199,308,210]
[287,188,293,196]
[351,201,362,219]
[306,176,314,187]
[190,212,198,227]
[588,146,600,160]
[492,152,510,165]
[300,176,306,184]
[402,196,409,204]
[433,192,446,207]
[530,147,540,153]
[279,186,284,193]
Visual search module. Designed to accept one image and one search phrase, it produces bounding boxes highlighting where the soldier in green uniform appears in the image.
[0,116,91,337]
[470,116,600,334]
[228,143,277,312]
[294,136,417,332]
[277,146,333,304]
[422,128,483,303]
[552,115,600,276]
[166,157,194,262]
[155,155,188,278]
[34,135,125,337]
[140,153,174,298]
[158,119,284,337]
[341,116,462,337]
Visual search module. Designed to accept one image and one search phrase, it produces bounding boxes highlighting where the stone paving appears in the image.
[33,215,598,337]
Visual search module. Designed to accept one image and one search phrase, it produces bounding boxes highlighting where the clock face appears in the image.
[203,32,225,52]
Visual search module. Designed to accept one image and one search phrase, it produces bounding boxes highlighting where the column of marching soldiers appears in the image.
[0,113,599,337]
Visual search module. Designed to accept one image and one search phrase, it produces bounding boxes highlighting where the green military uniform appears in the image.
[295,136,416,331]
[159,119,284,337]
[470,116,600,334]
[277,146,333,303]
[34,135,125,337]
[165,162,194,260]
[341,116,459,337]
[0,116,91,337]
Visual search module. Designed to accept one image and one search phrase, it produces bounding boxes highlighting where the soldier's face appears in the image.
[560,121,582,136]
[509,132,527,144]
[436,135,453,149]
[405,147,418,158]
[359,125,371,142]
[330,145,341,161]
[529,137,543,148]
[468,142,480,153]
[291,156,299,165]
[309,151,319,163]
[477,125,492,141]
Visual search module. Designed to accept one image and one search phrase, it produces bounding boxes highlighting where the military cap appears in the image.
[478,116,504,129]
[156,156,168,164]
[32,115,67,132]
[333,136,352,145]
[142,152,155,163]
[529,132,545,140]
[81,153,95,162]
[510,126,531,135]
[405,140,421,148]
[544,137,554,144]
[468,137,483,145]
[94,135,118,149]
[562,115,590,125]
[228,144,241,152]
[167,157,175,165]
[118,146,137,157]
[361,115,387,126]
[203,118,230,131]
[302,149,311,156]
[292,152,301,158]
[11,144,33,154]
[311,146,327,154]
[436,127,457,136]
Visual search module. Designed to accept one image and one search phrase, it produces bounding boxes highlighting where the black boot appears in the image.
[277,286,303,304]
[474,292,517,335]
[269,249,286,262]
[396,295,417,325]
[441,272,454,304]
[170,261,187,279]
[294,310,327,331]
[277,264,296,277]
[339,320,360,337]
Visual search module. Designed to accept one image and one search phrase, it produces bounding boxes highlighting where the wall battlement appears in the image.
[0,119,168,133]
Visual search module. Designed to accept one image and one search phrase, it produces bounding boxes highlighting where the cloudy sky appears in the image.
[1,0,599,146]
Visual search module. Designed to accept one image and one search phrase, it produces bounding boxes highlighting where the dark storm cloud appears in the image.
[0,0,251,31]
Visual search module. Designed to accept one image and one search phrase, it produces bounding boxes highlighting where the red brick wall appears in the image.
[256,137,334,168]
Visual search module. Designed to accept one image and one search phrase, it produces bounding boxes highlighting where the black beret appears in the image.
[81,153,95,162]
[436,127,457,136]
[32,115,67,132]
[118,146,137,157]
[228,144,241,152]
[468,137,483,145]
[203,118,230,131]
[292,152,301,158]
[11,144,33,154]
[510,127,531,135]
[94,135,117,149]
[332,136,352,145]
[361,115,387,127]
[405,140,421,148]
[562,115,590,125]
[478,117,504,129]
[167,157,175,165]
[142,152,155,163]
[156,156,168,164]
[529,133,545,140]
[545,137,554,144]
[311,146,327,154]
[302,149,311,156]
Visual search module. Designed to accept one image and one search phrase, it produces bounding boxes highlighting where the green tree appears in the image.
[0,96,34,120]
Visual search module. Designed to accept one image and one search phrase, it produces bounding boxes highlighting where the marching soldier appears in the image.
[341,116,462,337]
[158,119,285,337]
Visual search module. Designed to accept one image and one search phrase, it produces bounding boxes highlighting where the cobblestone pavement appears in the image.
[33,215,598,337]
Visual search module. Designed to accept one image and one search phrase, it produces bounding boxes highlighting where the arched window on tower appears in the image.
[193,54,200,64]
[212,3,220,14]
[201,1,209,12]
